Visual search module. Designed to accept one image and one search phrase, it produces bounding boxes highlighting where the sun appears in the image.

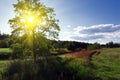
[20,12,47,28]
[27,16,34,23]
[20,14,37,27]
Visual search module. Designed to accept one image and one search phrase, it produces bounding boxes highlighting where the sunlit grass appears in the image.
[0,48,12,54]
[92,48,120,80]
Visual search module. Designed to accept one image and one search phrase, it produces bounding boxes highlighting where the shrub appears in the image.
[10,43,23,59]
[2,57,96,80]
[87,43,100,50]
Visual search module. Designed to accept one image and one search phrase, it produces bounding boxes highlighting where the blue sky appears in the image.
[0,0,120,44]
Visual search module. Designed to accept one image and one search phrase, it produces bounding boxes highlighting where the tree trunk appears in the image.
[32,28,36,63]
[33,50,36,63]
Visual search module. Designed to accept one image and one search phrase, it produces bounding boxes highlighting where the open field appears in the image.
[92,48,120,80]
[60,48,120,80]
[0,48,120,80]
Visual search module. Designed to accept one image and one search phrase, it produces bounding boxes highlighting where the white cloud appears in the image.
[70,24,120,43]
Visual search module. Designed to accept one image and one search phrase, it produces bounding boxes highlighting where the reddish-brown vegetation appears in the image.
[63,49,99,59]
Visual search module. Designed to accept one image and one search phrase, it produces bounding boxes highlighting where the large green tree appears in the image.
[9,0,60,62]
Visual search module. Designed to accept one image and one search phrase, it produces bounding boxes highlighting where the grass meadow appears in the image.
[0,48,12,55]
[92,48,120,80]
[0,48,120,80]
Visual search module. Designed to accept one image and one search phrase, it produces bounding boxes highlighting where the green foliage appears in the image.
[0,60,10,72]
[9,0,60,40]
[34,33,51,56]
[0,40,8,48]
[67,42,76,51]
[22,33,51,57]
[23,49,32,57]
[2,57,96,80]
[0,33,12,48]
[87,42,100,50]
[106,41,113,48]
[51,41,89,52]
[0,48,12,55]
[56,49,66,54]
[1,48,120,80]
[0,48,12,60]
[106,42,120,48]
[9,0,60,61]
[50,48,71,55]
[10,43,23,59]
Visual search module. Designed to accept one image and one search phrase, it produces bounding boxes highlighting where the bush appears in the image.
[0,54,10,60]
[2,57,96,80]
[87,43,100,50]
[67,43,76,51]
[0,40,9,48]
[10,43,23,59]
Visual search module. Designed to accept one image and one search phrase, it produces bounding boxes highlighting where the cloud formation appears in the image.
[70,24,120,43]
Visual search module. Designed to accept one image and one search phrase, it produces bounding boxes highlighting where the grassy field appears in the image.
[92,48,120,80]
[0,48,12,55]
[0,48,120,80]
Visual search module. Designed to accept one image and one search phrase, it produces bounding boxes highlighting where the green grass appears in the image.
[0,48,12,73]
[0,48,120,80]
[0,60,10,71]
[0,60,10,80]
[92,48,120,80]
[0,48,12,55]
[50,48,71,55]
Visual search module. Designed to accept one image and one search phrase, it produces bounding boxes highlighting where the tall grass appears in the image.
[92,48,120,80]
[1,48,120,80]
[2,57,96,80]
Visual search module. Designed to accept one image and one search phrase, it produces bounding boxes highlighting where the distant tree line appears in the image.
[106,41,120,48]
[51,41,120,51]
[87,42,101,50]
[0,33,120,49]
[0,33,13,48]
[51,40,90,51]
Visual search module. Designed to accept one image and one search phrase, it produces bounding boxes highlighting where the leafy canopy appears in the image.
[9,0,60,39]
[9,0,60,60]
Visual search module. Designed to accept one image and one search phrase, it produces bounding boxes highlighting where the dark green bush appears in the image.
[10,43,23,59]
[88,43,100,50]
[0,54,11,60]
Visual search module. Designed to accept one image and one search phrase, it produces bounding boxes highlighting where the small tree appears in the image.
[9,0,60,62]
[87,42,100,50]
[67,42,76,51]
[106,41,114,48]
